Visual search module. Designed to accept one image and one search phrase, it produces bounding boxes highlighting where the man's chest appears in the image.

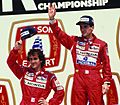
[23,71,49,89]
[75,41,101,66]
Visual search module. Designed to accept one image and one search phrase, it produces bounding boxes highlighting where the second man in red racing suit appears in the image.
[7,41,64,105]
[48,4,112,105]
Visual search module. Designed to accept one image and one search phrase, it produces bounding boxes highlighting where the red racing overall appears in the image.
[7,49,64,105]
[50,20,112,105]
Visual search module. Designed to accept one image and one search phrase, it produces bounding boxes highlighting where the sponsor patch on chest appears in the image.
[76,43,100,66]
[76,56,97,66]
[88,43,100,52]
[24,72,34,80]
[36,76,47,83]
[24,79,46,89]
[24,72,48,84]
[76,42,85,50]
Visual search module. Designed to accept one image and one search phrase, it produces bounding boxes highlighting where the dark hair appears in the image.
[27,49,45,68]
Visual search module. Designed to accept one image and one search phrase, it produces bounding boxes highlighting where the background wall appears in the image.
[0,6,120,105]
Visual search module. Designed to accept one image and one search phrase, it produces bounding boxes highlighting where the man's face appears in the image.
[80,23,94,37]
[28,54,41,69]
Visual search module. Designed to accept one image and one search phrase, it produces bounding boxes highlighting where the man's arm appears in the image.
[101,43,112,94]
[7,40,23,79]
[48,3,56,22]
[49,75,64,105]
[48,3,75,50]
[38,74,64,105]
[101,43,112,82]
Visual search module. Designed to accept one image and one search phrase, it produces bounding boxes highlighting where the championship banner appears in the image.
[0,0,120,15]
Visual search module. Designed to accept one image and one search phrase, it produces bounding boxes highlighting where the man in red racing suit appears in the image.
[48,4,112,105]
[7,40,64,105]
